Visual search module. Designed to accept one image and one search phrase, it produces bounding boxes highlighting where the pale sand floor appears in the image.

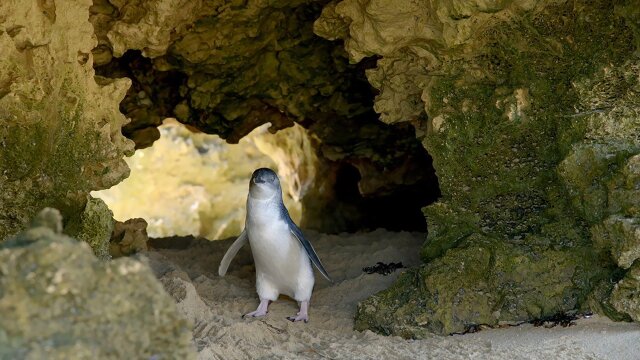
[141,229,640,360]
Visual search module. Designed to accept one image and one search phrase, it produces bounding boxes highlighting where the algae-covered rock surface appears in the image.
[0,0,133,240]
[317,0,640,335]
[355,235,604,336]
[0,209,195,359]
[610,260,640,322]
[64,196,115,260]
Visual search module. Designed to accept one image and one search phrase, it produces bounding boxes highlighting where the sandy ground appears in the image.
[141,229,640,360]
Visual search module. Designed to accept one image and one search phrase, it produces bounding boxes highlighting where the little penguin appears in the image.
[218,168,332,322]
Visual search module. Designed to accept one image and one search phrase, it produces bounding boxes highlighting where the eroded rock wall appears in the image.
[0,0,133,248]
[317,0,640,335]
[90,0,370,143]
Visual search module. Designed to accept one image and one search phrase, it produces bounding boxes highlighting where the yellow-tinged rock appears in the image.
[0,0,134,240]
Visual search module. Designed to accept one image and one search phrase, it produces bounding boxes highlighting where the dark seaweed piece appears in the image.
[450,324,485,335]
[448,312,595,336]
[530,311,591,328]
[362,262,405,275]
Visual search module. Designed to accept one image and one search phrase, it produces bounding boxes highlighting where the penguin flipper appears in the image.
[218,229,248,276]
[287,222,333,283]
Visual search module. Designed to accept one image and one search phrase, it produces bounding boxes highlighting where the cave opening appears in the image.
[93,117,440,238]
[92,31,441,238]
[92,120,310,240]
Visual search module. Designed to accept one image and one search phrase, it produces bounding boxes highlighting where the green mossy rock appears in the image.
[610,260,640,322]
[356,235,604,336]
[0,209,195,359]
[65,197,115,260]
[592,216,640,270]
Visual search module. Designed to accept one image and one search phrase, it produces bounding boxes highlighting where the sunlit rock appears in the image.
[0,0,133,240]
[94,121,310,239]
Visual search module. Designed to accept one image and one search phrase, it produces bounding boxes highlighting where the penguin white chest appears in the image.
[246,201,314,300]
[248,211,294,259]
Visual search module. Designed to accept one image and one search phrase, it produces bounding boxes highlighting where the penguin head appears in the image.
[249,168,281,199]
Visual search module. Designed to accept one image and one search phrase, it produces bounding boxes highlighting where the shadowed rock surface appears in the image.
[109,217,149,257]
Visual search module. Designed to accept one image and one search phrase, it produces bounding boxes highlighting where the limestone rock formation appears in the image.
[592,215,640,270]
[0,208,195,359]
[90,0,369,143]
[317,0,640,335]
[0,0,134,240]
[3,0,637,341]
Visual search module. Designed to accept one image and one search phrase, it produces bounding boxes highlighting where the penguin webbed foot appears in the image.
[242,299,270,319]
[242,310,268,319]
[287,300,309,323]
[286,314,308,323]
